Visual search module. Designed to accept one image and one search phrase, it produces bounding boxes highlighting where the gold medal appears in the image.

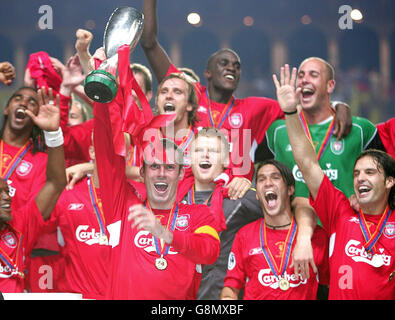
[12,269,25,279]
[278,277,290,291]
[155,257,167,270]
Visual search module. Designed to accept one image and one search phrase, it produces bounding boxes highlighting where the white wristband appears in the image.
[44,127,64,148]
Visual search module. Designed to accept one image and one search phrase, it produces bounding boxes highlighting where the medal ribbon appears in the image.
[178,125,194,151]
[187,185,213,206]
[146,202,179,257]
[260,217,297,279]
[358,206,391,254]
[0,226,24,278]
[206,89,235,129]
[0,141,33,180]
[87,176,107,236]
[299,110,335,161]
[160,125,194,152]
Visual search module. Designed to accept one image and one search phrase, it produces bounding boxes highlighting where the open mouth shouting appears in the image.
[300,86,315,104]
[163,102,176,113]
[357,184,372,199]
[199,161,212,170]
[154,182,169,194]
[264,191,278,209]
[15,107,27,121]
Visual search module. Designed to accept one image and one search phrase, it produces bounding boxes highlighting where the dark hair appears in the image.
[142,138,184,171]
[355,149,395,209]
[255,159,295,200]
[1,87,45,154]
[206,48,241,71]
[131,63,153,93]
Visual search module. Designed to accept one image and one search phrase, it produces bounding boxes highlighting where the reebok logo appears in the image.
[68,203,84,211]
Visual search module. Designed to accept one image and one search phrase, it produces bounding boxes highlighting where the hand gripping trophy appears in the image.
[84,7,144,103]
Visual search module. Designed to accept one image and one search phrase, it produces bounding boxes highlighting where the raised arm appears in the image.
[141,0,172,82]
[75,28,94,75]
[25,88,67,220]
[0,61,15,86]
[273,64,324,199]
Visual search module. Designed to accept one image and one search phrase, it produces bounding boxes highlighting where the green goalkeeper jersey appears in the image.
[266,115,377,199]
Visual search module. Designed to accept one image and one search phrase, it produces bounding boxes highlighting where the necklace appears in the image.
[265,222,292,230]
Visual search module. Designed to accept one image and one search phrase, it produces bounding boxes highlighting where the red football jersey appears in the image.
[223,219,329,300]
[0,141,47,211]
[93,97,220,300]
[310,175,395,300]
[44,176,111,299]
[0,200,44,292]
[377,118,395,159]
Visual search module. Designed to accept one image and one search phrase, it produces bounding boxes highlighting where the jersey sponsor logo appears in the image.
[292,164,338,183]
[75,225,103,245]
[323,163,338,181]
[258,268,307,289]
[228,252,236,270]
[345,239,391,267]
[175,214,190,231]
[1,232,17,248]
[6,180,16,198]
[0,263,13,278]
[330,138,345,155]
[134,230,178,255]
[292,165,305,183]
[16,160,33,176]
[383,223,395,239]
[68,203,85,211]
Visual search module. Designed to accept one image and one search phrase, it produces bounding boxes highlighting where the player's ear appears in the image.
[178,166,185,181]
[327,79,335,94]
[139,165,145,182]
[385,176,395,190]
[204,69,212,80]
[3,104,9,116]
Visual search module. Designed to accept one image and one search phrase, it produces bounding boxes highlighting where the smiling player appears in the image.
[275,63,395,299]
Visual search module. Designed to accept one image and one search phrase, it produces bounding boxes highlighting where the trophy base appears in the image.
[84,70,118,103]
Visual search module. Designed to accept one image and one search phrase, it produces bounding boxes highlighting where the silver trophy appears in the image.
[84,7,144,103]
